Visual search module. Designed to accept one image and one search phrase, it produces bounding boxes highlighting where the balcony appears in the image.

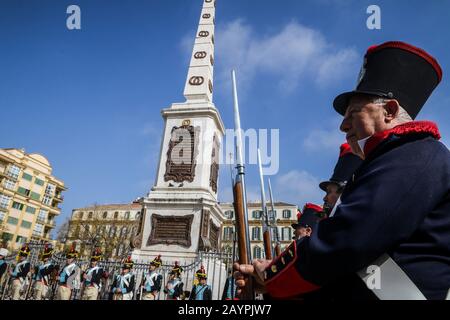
[36,217,46,224]
[45,220,56,228]
[53,193,64,202]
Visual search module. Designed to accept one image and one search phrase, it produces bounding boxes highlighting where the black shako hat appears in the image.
[291,203,323,230]
[333,41,442,119]
[319,143,362,191]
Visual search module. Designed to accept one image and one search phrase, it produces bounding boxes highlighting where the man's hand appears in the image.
[233,259,272,295]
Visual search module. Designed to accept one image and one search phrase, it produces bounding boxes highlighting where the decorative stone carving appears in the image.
[164,124,199,183]
[146,214,194,247]
[198,209,211,251]
[209,219,219,250]
[209,134,219,193]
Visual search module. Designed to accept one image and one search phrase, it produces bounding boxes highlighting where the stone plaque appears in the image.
[164,124,199,183]
[146,214,194,247]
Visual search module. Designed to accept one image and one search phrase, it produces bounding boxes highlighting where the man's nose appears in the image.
[340,116,351,133]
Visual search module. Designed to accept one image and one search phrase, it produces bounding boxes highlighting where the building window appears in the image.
[0,212,5,222]
[15,236,27,244]
[2,233,13,241]
[12,201,24,211]
[282,228,291,241]
[282,210,291,219]
[34,223,44,236]
[3,179,16,190]
[252,227,261,241]
[78,212,84,219]
[7,217,19,225]
[224,210,234,219]
[223,226,233,241]
[42,195,51,205]
[0,193,11,209]
[25,206,36,214]
[45,183,56,196]
[74,225,80,238]
[109,226,116,238]
[17,187,31,197]
[30,191,40,201]
[114,212,119,219]
[268,210,277,221]
[252,210,262,219]
[38,209,48,221]
[88,212,93,219]
[253,246,262,259]
[271,227,277,241]
[130,226,137,239]
[84,225,90,237]
[125,211,130,220]
[135,212,141,220]
[103,211,108,219]
[22,173,33,181]
[120,226,128,238]
[35,178,45,186]
[21,220,32,229]
[7,165,20,180]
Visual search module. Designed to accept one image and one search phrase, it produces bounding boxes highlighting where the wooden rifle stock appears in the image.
[232,179,254,300]
[262,230,272,260]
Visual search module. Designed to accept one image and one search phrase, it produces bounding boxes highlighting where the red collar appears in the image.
[364,121,441,156]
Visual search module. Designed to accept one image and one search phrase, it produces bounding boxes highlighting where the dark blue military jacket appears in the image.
[265,121,450,300]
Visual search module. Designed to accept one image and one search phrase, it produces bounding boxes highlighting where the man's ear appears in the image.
[383,99,400,122]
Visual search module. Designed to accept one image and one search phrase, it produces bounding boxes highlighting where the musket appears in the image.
[24,267,35,300]
[257,148,273,260]
[230,229,237,299]
[268,178,282,256]
[231,70,254,300]
[1,264,11,300]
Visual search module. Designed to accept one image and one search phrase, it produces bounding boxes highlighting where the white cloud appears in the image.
[211,19,358,94]
[303,116,346,152]
[273,170,324,206]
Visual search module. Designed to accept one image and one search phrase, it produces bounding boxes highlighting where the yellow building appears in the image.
[0,148,66,250]
[67,202,143,259]
[219,202,298,259]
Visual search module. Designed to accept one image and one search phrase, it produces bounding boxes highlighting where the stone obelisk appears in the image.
[132,0,225,264]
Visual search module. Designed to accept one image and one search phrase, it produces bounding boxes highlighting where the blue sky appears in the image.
[1,0,449,234]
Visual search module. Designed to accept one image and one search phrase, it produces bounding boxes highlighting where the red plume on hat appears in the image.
[41,242,54,259]
[195,265,207,279]
[170,261,183,275]
[150,254,162,267]
[122,256,134,269]
[90,247,102,261]
[66,243,79,259]
[18,243,31,257]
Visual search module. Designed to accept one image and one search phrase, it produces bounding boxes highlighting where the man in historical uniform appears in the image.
[190,266,212,300]
[33,243,55,300]
[291,203,323,240]
[319,143,363,217]
[111,256,135,300]
[164,261,184,300]
[140,255,163,300]
[81,248,106,300]
[10,244,31,300]
[0,248,8,285]
[235,41,450,300]
[56,245,80,300]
